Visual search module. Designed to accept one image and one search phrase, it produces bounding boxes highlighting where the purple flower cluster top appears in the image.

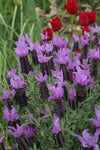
[77,129,100,150]
[48,84,64,101]
[10,75,28,89]
[89,106,100,128]
[51,114,61,134]
[1,88,15,100]
[2,105,18,122]
[14,34,29,57]
[73,66,94,86]
[8,124,24,138]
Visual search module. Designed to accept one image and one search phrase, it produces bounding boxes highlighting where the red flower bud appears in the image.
[82,26,90,35]
[79,11,89,26]
[43,27,53,41]
[64,0,78,14]
[77,48,80,53]
[49,16,62,32]
[40,40,43,45]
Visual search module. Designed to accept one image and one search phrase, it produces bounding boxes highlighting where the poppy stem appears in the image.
[70,14,75,35]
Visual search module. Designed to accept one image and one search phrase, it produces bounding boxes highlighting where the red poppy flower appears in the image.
[64,0,79,14]
[88,11,96,24]
[43,27,53,41]
[79,11,89,26]
[49,16,62,32]
[82,26,90,35]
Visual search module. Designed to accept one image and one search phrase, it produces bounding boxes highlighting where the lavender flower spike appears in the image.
[37,51,53,63]
[48,84,64,101]
[8,124,30,150]
[51,114,64,147]
[90,48,100,77]
[69,87,78,110]
[73,34,79,42]
[8,124,24,138]
[10,75,28,107]
[10,75,28,89]
[0,136,5,143]
[6,69,17,79]
[77,129,100,150]
[90,49,100,60]
[1,88,15,109]
[69,87,76,100]
[80,35,89,47]
[34,72,48,83]
[89,106,100,127]
[0,135,6,150]
[89,23,100,34]
[48,84,66,118]
[1,88,15,100]
[51,114,61,134]
[2,105,18,122]
[14,34,29,57]
[23,125,37,138]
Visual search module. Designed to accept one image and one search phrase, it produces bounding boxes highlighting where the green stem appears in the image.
[43,0,46,13]
[20,0,23,34]
[70,14,75,35]
[10,6,17,48]
[25,107,40,127]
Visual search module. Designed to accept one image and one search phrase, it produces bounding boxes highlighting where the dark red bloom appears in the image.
[77,48,80,53]
[88,11,96,24]
[64,0,78,14]
[82,26,90,35]
[43,27,53,41]
[49,16,62,32]
[79,11,89,26]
